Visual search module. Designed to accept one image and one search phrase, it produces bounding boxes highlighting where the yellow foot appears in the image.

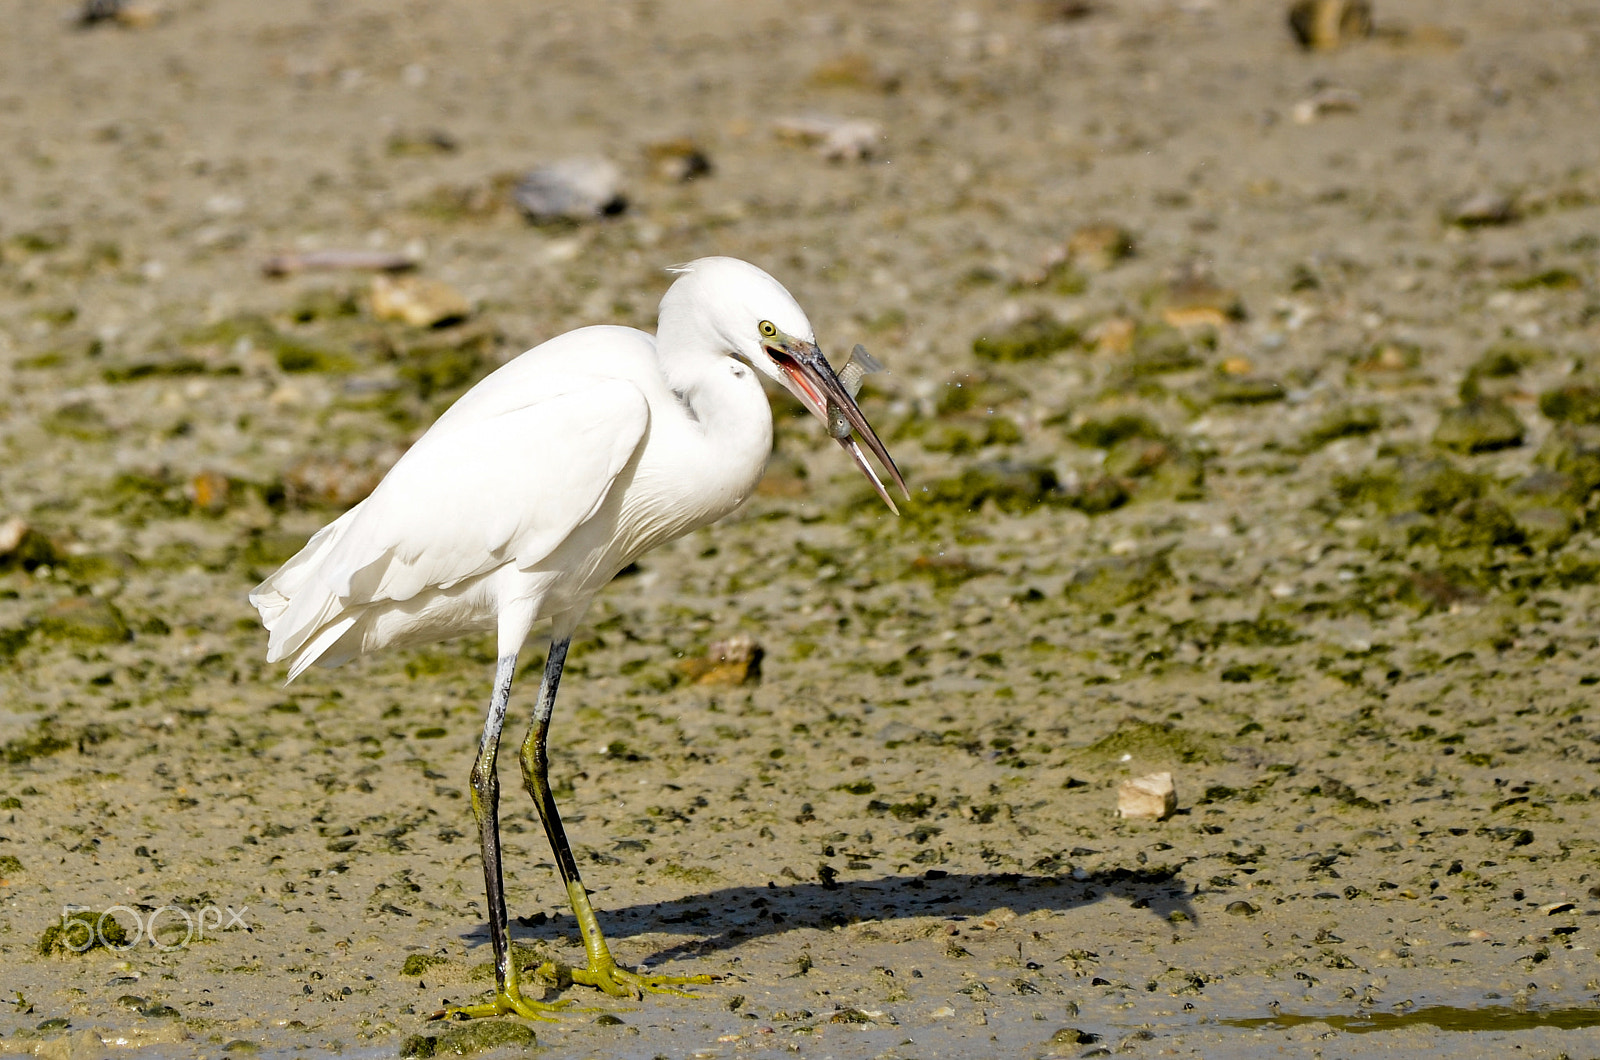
[429,987,571,1022]
[563,958,716,1000]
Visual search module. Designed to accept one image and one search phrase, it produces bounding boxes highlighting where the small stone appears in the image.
[1291,86,1362,124]
[513,158,626,222]
[187,470,231,514]
[1088,317,1135,354]
[676,635,764,686]
[807,53,901,93]
[643,138,712,183]
[1066,224,1135,271]
[370,275,470,329]
[78,0,163,29]
[1117,772,1177,820]
[1287,0,1372,50]
[261,249,417,277]
[281,450,398,509]
[1049,1027,1098,1044]
[1433,398,1525,453]
[1161,261,1245,328]
[773,115,884,162]
[0,517,29,555]
[1448,191,1518,227]
[386,129,458,156]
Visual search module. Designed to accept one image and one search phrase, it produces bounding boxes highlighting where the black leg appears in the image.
[517,638,713,997]
[432,652,566,1020]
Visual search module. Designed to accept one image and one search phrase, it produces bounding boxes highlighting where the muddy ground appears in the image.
[4,0,1600,1057]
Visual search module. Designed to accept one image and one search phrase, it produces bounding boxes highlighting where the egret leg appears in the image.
[434,653,569,1022]
[518,637,715,999]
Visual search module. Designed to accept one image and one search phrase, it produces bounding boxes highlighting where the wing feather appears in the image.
[254,377,649,668]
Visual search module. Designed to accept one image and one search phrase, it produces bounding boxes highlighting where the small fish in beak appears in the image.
[763,336,909,514]
[828,345,884,440]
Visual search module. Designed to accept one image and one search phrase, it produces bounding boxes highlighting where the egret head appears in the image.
[661,257,909,512]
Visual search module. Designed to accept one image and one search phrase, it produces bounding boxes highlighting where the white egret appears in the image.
[250,257,907,1019]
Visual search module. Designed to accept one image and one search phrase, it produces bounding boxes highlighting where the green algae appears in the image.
[1068,412,1164,449]
[906,413,1022,454]
[1064,553,1174,610]
[1505,267,1583,291]
[101,356,232,383]
[400,953,449,977]
[1432,397,1525,453]
[0,526,61,573]
[38,909,131,957]
[395,327,496,400]
[403,1020,536,1057]
[935,371,1027,415]
[1538,382,1600,425]
[1071,718,1219,766]
[973,313,1082,362]
[4,721,115,765]
[184,313,356,374]
[44,400,115,441]
[918,461,1064,515]
[1299,404,1382,450]
[1126,324,1209,377]
[1535,424,1600,496]
[1332,458,1490,517]
[1103,437,1205,499]
[1210,375,1285,405]
[35,596,131,645]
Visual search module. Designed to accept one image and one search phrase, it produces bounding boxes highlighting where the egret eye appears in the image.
[758,320,778,339]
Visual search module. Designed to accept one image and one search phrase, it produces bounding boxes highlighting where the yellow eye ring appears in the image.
[758,320,778,339]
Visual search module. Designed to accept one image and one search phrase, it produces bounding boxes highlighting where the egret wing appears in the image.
[259,378,649,664]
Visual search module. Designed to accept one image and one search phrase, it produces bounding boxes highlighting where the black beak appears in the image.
[765,338,909,514]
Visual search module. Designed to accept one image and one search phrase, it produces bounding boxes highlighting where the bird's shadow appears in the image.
[486,867,1196,965]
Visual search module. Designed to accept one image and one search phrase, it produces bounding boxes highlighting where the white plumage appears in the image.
[249,256,906,1018]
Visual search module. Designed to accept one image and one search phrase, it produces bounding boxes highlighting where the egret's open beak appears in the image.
[764,335,910,514]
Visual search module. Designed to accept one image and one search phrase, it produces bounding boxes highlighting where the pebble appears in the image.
[513,158,627,222]
[644,137,712,183]
[773,115,884,161]
[1449,191,1518,227]
[676,635,764,686]
[186,470,231,514]
[261,249,417,277]
[369,275,470,329]
[0,516,29,556]
[282,452,397,508]
[1117,772,1177,820]
[1287,0,1372,51]
[1161,263,1244,328]
[77,0,163,29]
[1066,223,1136,271]
[1291,86,1362,124]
